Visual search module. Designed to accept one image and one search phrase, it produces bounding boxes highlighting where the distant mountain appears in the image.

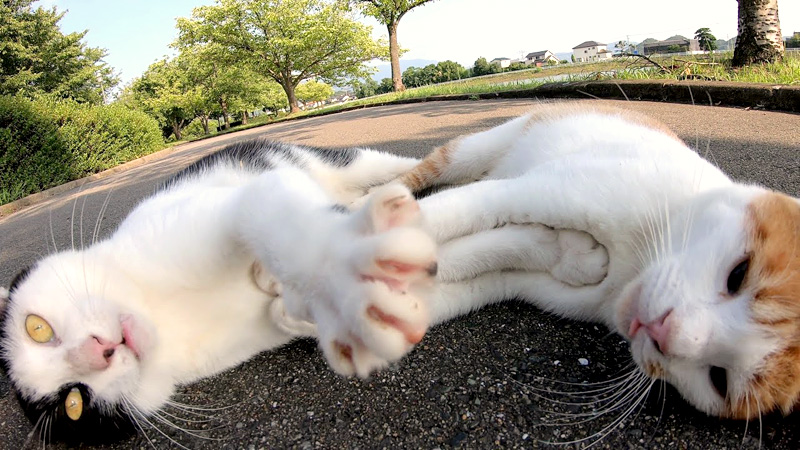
[665,35,690,41]
[368,59,438,82]
[554,52,573,62]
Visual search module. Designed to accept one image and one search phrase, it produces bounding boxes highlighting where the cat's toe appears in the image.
[364,184,421,232]
[356,227,438,292]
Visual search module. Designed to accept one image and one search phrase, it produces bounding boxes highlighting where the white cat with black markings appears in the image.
[390,102,800,421]
[0,141,442,444]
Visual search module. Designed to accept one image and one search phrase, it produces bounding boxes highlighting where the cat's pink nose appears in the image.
[644,310,673,355]
[71,336,120,371]
[629,309,674,355]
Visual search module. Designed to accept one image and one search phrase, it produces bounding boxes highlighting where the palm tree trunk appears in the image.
[388,22,405,92]
[732,0,784,66]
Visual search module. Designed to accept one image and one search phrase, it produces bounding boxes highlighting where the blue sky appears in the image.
[37,0,800,87]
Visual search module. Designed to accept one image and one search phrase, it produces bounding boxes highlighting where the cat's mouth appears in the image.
[120,315,142,360]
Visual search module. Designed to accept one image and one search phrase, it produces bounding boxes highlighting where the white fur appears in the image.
[412,108,790,416]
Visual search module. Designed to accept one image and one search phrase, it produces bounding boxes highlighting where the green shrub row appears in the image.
[0,95,164,204]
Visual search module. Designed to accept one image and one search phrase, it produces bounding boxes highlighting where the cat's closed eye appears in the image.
[726,257,749,295]
[709,366,728,398]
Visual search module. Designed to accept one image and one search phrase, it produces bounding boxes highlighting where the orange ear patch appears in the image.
[733,192,800,418]
[748,192,800,323]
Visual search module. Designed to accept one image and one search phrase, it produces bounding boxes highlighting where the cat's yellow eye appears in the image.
[65,388,83,421]
[25,314,54,343]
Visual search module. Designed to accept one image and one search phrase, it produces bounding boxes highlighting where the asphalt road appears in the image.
[1,99,799,449]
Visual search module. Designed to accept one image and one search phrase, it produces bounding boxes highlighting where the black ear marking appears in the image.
[8,265,33,294]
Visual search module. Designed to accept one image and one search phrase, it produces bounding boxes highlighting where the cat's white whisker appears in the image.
[122,397,158,449]
[539,376,656,447]
[92,190,114,246]
[147,408,226,441]
[164,398,239,412]
[124,396,194,450]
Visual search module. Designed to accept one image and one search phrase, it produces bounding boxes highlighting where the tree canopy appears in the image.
[0,0,117,103]
[694,28,718,52]
[353,0,436,91]
[176,0,385,112]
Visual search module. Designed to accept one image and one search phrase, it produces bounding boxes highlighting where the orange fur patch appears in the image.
[726,192,800,418]
[398,141,455,192]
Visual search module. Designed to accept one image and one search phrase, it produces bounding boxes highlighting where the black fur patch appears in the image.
[15,383,136,445]
[164,139,359,189]
[304,145,358,167]
[0,265,32,375]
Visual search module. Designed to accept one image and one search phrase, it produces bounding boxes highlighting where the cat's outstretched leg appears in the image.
[235,171,436,377]
[438,224,608,287]
[421,176,619,245]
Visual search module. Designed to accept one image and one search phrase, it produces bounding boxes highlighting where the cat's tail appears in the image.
[395,113,533,193]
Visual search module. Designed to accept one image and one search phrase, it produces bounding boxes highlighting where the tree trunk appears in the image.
[242,111,249,125]
[388,22,405,92]
[280,79,301,113]
[220,98,230,129]
[732,0,784,66]
[201,115,209,135]
[172,118,183,141]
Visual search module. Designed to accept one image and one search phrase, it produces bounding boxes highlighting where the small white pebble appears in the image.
[578,358,589,366]
[553,360,561,366]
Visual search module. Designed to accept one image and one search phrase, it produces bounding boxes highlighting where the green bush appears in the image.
[0,95,164,204]
[0,95,73,204]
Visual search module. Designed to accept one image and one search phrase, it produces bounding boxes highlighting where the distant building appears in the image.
[524,50,559,66]
[489,57,512,69]
[643,38,702,55]
[572,41,613,63]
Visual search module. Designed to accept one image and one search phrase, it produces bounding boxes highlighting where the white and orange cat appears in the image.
[395,102,800,420]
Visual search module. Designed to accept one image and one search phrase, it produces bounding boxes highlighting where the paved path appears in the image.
[1,99,799,449]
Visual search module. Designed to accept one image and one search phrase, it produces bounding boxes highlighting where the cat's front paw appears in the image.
[551,229,609,286]
[309,184,437,377]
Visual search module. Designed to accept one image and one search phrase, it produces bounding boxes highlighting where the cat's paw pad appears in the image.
[317,184,436,377]
[551,229,609,286]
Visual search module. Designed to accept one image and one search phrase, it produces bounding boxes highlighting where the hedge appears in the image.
[0,95,163,204]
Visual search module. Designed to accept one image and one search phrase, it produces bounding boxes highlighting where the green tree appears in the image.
[435,60,466,82]
[177,0,385,113]
[377,77,393,94]
[694,28,718,52]
[0,0,118,103]
[296,79,334,106]
[350,77,379,98]
[353,0,436,92]
[119,58,196,140]
[472,57,495,77]
[733,0,784,66]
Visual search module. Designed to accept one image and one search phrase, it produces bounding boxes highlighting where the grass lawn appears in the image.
[178,51,798,146]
